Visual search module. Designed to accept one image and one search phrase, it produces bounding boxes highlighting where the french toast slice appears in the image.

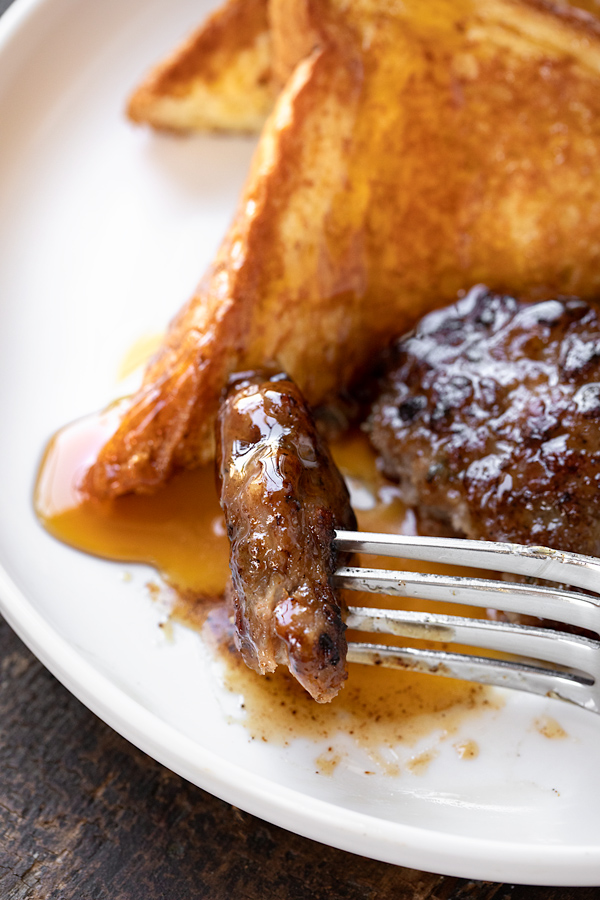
[127,0,275,133]
[86,0,600,499]
[127,0,600,134]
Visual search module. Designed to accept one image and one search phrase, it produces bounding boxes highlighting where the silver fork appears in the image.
[333,531,600,715]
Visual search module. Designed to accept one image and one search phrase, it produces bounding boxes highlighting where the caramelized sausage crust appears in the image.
[368,286,600,556]
[216,373,356,702]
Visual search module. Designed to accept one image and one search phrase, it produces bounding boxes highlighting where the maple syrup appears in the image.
[35,403,229,596]
[34,412,498,765]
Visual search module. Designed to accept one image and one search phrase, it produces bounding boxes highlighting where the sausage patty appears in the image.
[368,285,600,556]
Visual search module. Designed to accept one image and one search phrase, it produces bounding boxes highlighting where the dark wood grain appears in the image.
[0,614,598,900]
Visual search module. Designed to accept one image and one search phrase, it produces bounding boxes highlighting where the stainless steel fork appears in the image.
[333,531,600,714]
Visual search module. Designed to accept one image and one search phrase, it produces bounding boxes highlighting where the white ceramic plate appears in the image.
[1,0,600,885]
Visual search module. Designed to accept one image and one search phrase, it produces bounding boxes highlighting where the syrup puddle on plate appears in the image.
[35,412,503,774]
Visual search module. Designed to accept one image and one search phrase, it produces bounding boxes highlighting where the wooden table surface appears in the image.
[0,619,600,900]
[1,0,600,896]
[0,612,598,900]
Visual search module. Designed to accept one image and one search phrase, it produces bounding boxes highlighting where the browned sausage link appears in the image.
[216,372,356,702]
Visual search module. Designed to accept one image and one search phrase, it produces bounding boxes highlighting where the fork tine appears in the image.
[345,606,600,676]
[335,531,600,713]
[335,566,600,634]
[346,642,598,713]
[335,530,600,597]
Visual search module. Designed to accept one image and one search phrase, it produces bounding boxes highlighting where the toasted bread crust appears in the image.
[86,0,600,498]
[127,0,600,134]
[127,0,275,133]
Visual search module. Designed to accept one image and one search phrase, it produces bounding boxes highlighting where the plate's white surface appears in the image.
[1,0,600,885]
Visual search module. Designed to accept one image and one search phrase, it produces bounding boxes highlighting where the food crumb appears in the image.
[535,717,567,740]
[158,619,174,642]
[407,748,438,775]
[454,739,479,760]
[315,747,343,776]
[146,581,160,600]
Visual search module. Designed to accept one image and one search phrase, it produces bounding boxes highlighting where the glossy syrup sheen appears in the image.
[35,413,499,767]
[35,403,229,596]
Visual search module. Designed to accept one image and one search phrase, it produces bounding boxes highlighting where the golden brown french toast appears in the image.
[127,0,275,133]
[86,0,600,499]
[127,0,600,134]
[568,0,600,13]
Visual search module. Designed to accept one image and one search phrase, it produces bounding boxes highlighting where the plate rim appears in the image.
[1,0,600,884]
